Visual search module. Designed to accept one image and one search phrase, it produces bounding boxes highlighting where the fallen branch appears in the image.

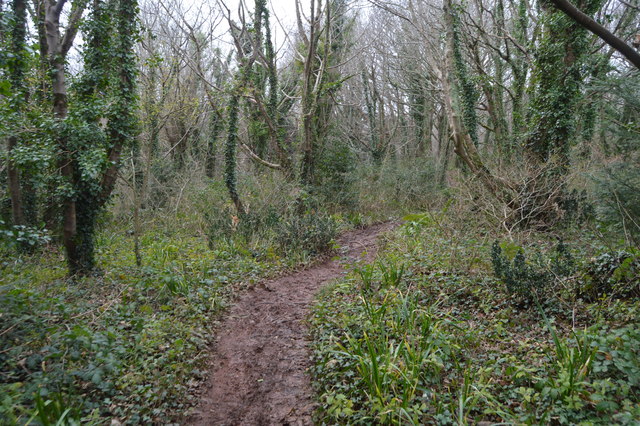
[240,142,282,170]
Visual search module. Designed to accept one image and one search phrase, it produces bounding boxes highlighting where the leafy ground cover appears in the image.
[0,204,342,424]
[310,212,640,424]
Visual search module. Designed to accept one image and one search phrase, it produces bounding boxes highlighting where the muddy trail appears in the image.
[189,222,396,425]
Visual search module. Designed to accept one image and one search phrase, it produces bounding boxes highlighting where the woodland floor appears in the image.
[188,222,396,425]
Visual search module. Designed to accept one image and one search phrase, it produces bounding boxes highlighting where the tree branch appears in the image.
[549,0,640,69]
[60,0,88,56]
[240,142,282,169]
[54,0,66,15]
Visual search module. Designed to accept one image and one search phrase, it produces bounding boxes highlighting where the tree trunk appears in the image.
[225,92,246,216]
[300,0,320,187]
[206,110,222,179]
[442,0,513,203]
[7,0,28,229]
[45,1,79,272]
[7,136,24,227]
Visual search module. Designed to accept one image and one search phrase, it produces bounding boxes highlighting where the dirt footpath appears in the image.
[189,222,395,425]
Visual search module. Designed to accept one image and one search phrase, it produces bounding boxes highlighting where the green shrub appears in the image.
[590,324,640,391]
[200,178,289,247]
[237,205,281,239]
[1,219,51,248]
[276,213,337,255]
[315,140,359,211]
[204,205,235,245]
[379,157,440,207]
[581,250,640,300]
[560,188,594,225]
[355,157,444,219]
[491,240,575,301]
[592,155,640,245]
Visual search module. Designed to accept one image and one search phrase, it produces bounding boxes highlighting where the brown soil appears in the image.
[188,222,396,426]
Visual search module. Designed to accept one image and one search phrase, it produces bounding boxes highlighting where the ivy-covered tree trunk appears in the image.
[225,91,245,216]
[299,1,320,188]
[246,0,268,162]
[512,0,603,227]
[252,0,291,174]
[139,48,162,204]
[44,0,82,272]
[524,0,603,164]
[6,0,28,229]
[298,0,346,188]
[491,0,509,151]
[510,0,529,142]
[362,69,385,164]
[449,2,479,148]
[442,0,514,203]
[44,0,138,275]
[223,0,283,216]
[71,0,111,273]
[224,24,259,217]
[408,72,433,156]
[33,0,51,102]
[91,0,138,272]
[33,1,58,232]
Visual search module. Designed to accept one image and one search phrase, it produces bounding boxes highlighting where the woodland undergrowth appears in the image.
[310,204,639,424]
[0,156,431,423]
[0,171,359,424]
[1,157,638,424]
[0,216,288,423]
